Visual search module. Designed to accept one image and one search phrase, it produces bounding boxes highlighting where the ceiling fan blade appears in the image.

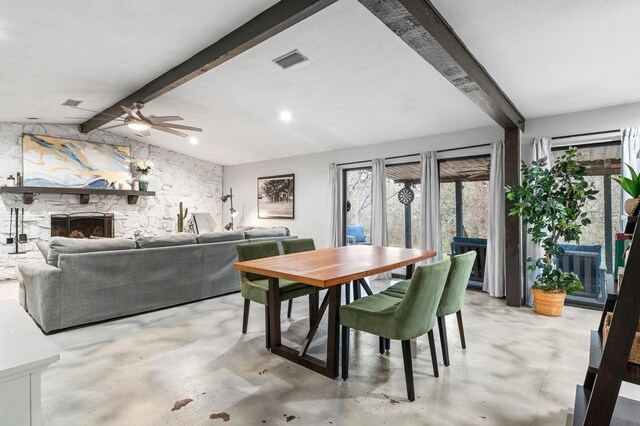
[121,106,141,120]
[160,123,202,132]
[148,115,183,122]
[152,126,187,138]
[101,123,126,130]
[135,129,151,137]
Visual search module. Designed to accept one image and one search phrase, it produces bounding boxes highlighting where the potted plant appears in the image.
[135,160,153,191]
[613,163,640,215]
[506,146,598,316]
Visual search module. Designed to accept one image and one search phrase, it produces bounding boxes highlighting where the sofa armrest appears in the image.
[18,263,62,333]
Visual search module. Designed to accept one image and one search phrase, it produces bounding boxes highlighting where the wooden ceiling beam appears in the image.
[80,0,338,133]
[358,0,525,131]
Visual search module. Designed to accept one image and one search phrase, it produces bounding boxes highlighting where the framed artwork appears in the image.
[22,134,132,189]
[257,174,295,219]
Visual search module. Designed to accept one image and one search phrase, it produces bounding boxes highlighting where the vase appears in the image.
[624,197,640,215]
[138,175,149,191]
[532,288,566,317]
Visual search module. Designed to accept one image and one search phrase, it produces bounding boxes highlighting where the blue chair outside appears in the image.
[346,225,369,245]
[450,236,487,282]
[557,244,606,302]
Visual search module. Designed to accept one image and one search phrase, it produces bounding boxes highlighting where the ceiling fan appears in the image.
[64,102,202,138]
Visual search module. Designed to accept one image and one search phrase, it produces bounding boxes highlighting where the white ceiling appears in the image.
[431,0,640,119]
[0,0,278,121]
[107,0,493,164]
[3,0,639,165]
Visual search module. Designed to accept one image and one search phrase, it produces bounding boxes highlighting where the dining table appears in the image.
[233,244,436,379]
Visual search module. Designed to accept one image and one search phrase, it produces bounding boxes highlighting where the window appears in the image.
[552,143,621,307]
[344,168,372,246]
[385,163,421,249]
[439,156,490,288]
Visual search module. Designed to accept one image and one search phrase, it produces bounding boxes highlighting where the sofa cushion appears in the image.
[198,230,245,244]
[136,233,197,249]
[47,237,136,266]
[36,240,50,261]
[244,227,289,239]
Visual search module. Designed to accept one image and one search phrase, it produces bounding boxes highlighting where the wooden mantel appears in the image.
[0,186,155,205]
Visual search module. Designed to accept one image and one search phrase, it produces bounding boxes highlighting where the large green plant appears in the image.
[505,146,598,294]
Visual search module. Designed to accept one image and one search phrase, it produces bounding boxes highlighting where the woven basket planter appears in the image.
[533,288,566,317]
[603,312,640,364]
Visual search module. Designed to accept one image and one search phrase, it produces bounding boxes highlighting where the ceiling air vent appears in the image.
[61,99,83,107]
[273,50,308,70]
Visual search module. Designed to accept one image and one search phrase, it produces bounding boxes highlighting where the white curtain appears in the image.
[326,163,342,248]
[524,137,551,305]
[621,128,640,229]
[371,158,391,279]
[420,152,441,263]
[484,140,506,297]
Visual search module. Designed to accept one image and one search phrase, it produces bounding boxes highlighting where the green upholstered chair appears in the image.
[340,258,451,401]
[382,251,477,366]
[237,242,317,349]
[281,238,319,317]
[282,238,316,254]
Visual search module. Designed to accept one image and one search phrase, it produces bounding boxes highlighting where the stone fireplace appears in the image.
[51,213,114,238]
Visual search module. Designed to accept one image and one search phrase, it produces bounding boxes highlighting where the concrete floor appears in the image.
[0,279,626,425]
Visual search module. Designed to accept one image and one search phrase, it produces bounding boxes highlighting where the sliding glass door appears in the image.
[439,156,490,288]
[344,167,372,246]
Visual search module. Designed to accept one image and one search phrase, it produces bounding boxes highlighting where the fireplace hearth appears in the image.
[51,213,114,238]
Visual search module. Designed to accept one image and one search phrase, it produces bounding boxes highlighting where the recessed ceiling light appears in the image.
[27,117,39,120]
[189,137,198,145]
[280,111,292,122]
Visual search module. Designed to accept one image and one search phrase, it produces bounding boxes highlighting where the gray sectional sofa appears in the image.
[18,227,295,333]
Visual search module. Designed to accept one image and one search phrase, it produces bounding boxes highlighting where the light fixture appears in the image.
[220,188,237,230]
[280,110,292,122]
[189,137,198,145]
[127,120,150,132]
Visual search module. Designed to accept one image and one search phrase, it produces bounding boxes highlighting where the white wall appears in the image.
[225,101,640,249]
[224,125,503,247]
[524,101,640,141]
[0,123,223,280]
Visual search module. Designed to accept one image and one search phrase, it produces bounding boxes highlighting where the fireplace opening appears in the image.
[51,213,114,238]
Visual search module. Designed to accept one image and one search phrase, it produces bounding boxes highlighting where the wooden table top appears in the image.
[233,245,437,288]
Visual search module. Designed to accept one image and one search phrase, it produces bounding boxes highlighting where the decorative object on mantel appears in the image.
[177,201,189,232]
[135,159,153,191]
[16,172,22,187]
[0,186,154,205]
[220,188,238,230]
[506,146,598,316]
[6,175,15,187]
[22,134,132,189]
[257,174,294,219]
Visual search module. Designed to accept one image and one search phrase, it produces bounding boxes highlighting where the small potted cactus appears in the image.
[177,202,189,232]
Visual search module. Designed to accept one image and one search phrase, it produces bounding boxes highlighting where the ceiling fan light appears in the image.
[127,121,150,132]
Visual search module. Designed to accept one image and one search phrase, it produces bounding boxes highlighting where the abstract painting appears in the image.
[22,134,132,189]
[258,174,294,219]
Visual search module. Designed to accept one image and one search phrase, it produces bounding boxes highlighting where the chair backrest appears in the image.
[393,258,451,339]
[437,251,477,317]
[236,241,280,282]
[346,225,366,243]
[282,238,315,254]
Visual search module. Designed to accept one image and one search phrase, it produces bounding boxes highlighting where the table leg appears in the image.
[359,278,373,296]
[326,285,341,378]
[268,277,281,349]
[406,263,415,280]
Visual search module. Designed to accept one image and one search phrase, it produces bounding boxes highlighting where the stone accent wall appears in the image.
[0,123,223,280]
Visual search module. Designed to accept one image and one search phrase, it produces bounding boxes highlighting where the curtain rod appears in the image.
[551,129,619,140]
[336,142,491,167]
